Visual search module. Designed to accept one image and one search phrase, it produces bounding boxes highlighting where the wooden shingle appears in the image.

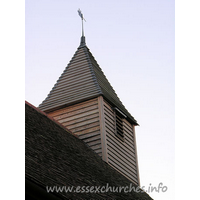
[39,36,138,125]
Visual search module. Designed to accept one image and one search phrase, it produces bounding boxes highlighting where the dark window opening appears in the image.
[113,108,126,140]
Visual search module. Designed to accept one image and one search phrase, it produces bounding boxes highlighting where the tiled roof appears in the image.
[26,101,152,199]
[39,37,138,125]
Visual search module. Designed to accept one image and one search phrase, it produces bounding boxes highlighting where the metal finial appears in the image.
[78,9,86,37]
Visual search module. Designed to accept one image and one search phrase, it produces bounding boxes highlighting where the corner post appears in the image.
[132,125,141,186]
[98,96,108,162]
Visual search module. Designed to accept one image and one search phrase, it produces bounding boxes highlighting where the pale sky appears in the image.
[25,0,175,199]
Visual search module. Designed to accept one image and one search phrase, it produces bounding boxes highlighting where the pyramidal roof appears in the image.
[39,36,138,125]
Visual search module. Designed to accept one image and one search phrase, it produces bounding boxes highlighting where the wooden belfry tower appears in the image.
[39,10,140,186]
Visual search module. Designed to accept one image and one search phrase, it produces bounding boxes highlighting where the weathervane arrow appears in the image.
[78,9,86,22]
[78,9,86,37]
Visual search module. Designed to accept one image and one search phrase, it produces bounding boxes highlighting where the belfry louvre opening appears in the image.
[114,108,127,139]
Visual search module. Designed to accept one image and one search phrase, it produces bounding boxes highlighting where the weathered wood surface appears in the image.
[48,98,102,157]
[103,99,139,185]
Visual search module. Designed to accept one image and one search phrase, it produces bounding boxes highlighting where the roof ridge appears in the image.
[86,49,122,101]
[38,40,138,125]
[85,47,138,125]
[82,46,103,95]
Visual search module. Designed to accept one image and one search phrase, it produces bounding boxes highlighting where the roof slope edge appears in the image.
[26,101,152,199]
[39,41,138,125]
[39,45,102,111]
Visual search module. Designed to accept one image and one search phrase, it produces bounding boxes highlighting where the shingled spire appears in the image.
[39,37,137,125]
[39,27,140,185]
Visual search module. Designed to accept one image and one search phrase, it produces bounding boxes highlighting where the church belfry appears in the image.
[39,13,140,186]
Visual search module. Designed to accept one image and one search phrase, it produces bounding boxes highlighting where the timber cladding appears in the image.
[48,96,140,185]
[37,35,141,189]
[38,44,138,126]
[102,99,140,186]
[47,96,139,186]
[48,98,102,157]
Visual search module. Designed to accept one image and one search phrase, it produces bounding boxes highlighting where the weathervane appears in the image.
[78,9,86,37]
